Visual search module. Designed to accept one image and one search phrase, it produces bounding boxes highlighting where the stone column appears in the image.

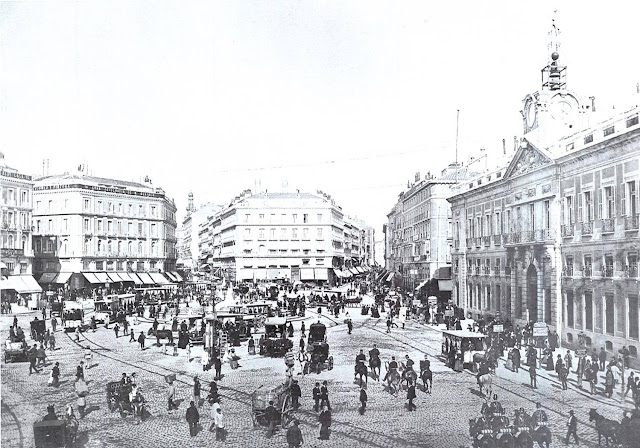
[537,257,544,323]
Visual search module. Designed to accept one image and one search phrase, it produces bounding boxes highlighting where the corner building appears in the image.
[449,41,640,366]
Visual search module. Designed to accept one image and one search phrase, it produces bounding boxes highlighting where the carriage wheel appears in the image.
[328,356,334,370]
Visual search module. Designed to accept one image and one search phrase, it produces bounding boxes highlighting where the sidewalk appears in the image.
[419,319,640,410]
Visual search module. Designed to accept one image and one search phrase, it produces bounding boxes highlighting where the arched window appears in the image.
[118,241,122,254]
[151,242,156,256]
[128,241,133,254]
[47,240,53,252]
[35,239,41,252]
[85,239,90,254]
[22,237,27,250]
[98,240,102,253]
[108,240,113,254]
[138,242,143,255]
[8,234,14,248]
[62,239,68,255]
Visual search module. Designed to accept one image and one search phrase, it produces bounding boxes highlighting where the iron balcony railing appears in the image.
[604,266,614,277]
[580,221,593,235]
[521,231,533,242]
[493,235,502,246]
[601,218,615,233]
[562,225,574,237]
[563,267,574,277]
[483,236,491,247]
[624,215,639,230]
[475,237,482,248]
[584,266,592,277]
[625,265,638,278]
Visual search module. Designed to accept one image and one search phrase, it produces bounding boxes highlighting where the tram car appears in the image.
[441,330,486,371]
[259,317,293,357]
[63,302,85,332]
[305,322,333,374]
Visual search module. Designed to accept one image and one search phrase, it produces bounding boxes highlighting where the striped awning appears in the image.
[128,273,144,285]
[149,272,169,284]
[82,272,101,284]
[136,273,155,284]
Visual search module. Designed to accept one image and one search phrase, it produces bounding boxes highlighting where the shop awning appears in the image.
[164,272,178,282]
[314,268,328,281]
[237,268,254,281]
[39,273,58,284]
[384,272,394,282]
[128,273,143,285]
[171,272,183,282]
[376,270,388,282]
[107,273,123,282]
[149,273,169,284]
[136,273,155,284]
[438,280,453,292]
[117,272,133,282]
[300,268,315,281]
[349,267,359,276]
[94,272,110,283]
[1,275,43,293]
[342,269,352,278]
[54,272,73,284]
[82,272,101,284]
[415,279,429,291]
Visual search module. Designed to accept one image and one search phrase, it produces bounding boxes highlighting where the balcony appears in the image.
[1,247,24,257]
[466,238,473,249]
[454,240,460,250]
[600,218,615,233]
[604,266,614,278]
[624,215,639,230]
[520,230,533,243]
[482,236,491,247]
[474,237,482,248]
[505,233,520,244]
[493,267,500,276]
[483,266,490,275]
[563,267,574,277]
[584,266,592,277]
[624,265,638,278]
[474,266,480,275]
[534,229,554,242]
[580,221,593,235]
[562,225,574,237]
[492,235,502,246]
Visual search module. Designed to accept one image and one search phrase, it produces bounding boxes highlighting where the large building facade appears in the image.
[180,192,220,273]
[384,165,472,293]
[1,155,35,276]
[32,170,178,289]
[449,40,640,365]
[199,190,372,284]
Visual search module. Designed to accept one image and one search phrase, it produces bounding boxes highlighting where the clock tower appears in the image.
[522,19,586,147]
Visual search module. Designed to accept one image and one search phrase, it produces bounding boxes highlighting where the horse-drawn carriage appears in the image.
[441,330,486,371]
[30,319,46,341]
[106,381,146,419]
[469,407,552,448]
[251,383,293,429]
[260,318,293,357]
[304,322,333,374]
[4,340,28,363]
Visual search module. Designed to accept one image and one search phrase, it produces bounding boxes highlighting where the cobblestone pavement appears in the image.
[2,301,636,447]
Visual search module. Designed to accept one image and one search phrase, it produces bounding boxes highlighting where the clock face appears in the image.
[526,102,537,127]
[550,99,574,121]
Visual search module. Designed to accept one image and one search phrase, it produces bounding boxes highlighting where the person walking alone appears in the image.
[566,410,579,444]
[318,404,332,440]
[529,363,537,389]
[114,323,120,338]
[359,386,367,415]
[320,380,331,410]
[186,401,199,437]
[51,362,60,387]
[51,317,57,333]
[286,419,303,448]
[193,376,201,407]
[407,381,417,411]
[28,344,40,374]
[129,329,135,343]
[264,400,278,438]
[313,382,321,412]
[167,379,177,412]
[138,331,145,350]
[214,406,225,441]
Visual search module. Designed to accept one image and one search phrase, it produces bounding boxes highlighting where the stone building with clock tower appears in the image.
[449,24,640,366]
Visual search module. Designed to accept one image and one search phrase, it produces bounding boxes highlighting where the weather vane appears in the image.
[547,11,561,57]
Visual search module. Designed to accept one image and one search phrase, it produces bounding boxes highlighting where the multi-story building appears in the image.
[0,154,42,304]
[180,192,220,273]
[198,189,371,284]
[384,165,472,294]
[1,155,35,276]
[449,30,640,366]
[32,169,178,290]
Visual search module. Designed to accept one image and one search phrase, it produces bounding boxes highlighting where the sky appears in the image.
[2,1,639,235]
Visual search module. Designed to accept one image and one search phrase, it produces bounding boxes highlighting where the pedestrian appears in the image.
[624,372,635,399]
[299,336,305,353]
[290,379,301,409]
[186,400,199,437]
[214,406,225,441]
[564,350,573,372]
[36,343,47,367]
[201,349,210,373]
[50,362,60,387]
[75,376,89,418]
[264,400,278,437]
[186,343,192,362]
[42,306,46,320]
[28,344,39,374]
[566,410,579,444]
[605,367,615,398]
[214,356,222,379]
[123,318,128,334]
[287,419,303,448]
[313,382,321,412]
[167,379,177,412]
[114,323,120,338]
[318,404,332,440]
[138,331,145,350]
[193,376,201,407]
[301,321,306,337]
[129,329,135,342]
[599,347,607,371]
[320,380,331,410]
[75,326,80,342]
[359,386,368,415]
[560,363,569,390]
[386,317,392,333]
[529,363,537,389]
[407,381,417,411]
[43,329,50,349]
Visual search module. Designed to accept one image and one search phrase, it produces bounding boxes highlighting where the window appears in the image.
[604,255,614,277]
[97,220,103,233]
[605,293,614,335]
[138,223,143,236]
[128,204,133,215]
[22,191,28,205]
[628,115,640,128]
[303,228,309,240]
[84,219,89,232]
[630,295,639,340]
[629,181,638,216]
[96,261,104,270]
[529,203,535,231]
[584,134,594,144]
[244,228,251,239]
[270,214,276,223]
[292,214,297,223]
[595,294,603,333]
[270,228,276,240]
[139,205,144,216]
[108,240,113,254]
[585,291,593,331]
[566,196,574,225]
[303,214,308,223]
[118,241,122,254]
[48,200,53,212]
[245,214,250,223]
[259,214,265,222]
[137,262,144,271]
[151,223,156,237]
[316,258,324,265]
[281,228,286,239]
[108,202,113,213]
[565,255,574,276]
[543,200,550,229]
[128,241,133,254]
[604,125,615,137]
[317,214,322,222]
[97,240,103,253]
[107,221,113,233]
[495,212,501,234]
[577,194,583,223]
[604,186,615,218]
[138,242,143,254]
[584,191,593,221]
[259,228,265,240]
[151,206,156,217]
[567,290,574,328]
[584,255,592,277]
[317,228,323,240]
[291,228,298,239]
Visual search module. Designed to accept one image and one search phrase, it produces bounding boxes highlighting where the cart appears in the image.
[251,383,293,429]
[106,381,133,415]
[30,319,46,341]
[305,322,333,374]
[260,317,293,357]
[4,340,28,363]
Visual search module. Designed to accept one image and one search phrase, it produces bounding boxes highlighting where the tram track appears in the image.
[64,325,428,447]
[1,401,24,448]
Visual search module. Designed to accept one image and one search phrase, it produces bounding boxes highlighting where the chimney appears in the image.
[502,139,506,155]
[589,96,596,112]
[513,136,518,152]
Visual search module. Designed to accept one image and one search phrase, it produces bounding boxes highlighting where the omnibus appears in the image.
[63,302,85,332]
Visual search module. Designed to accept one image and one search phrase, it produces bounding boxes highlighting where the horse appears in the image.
[383,361,402,395]
[589,408,620,447]
[355,362,368,387]
[420,367,433,393]
[369,354,381,380]
[477,373,493,398]
[400,365,418,390]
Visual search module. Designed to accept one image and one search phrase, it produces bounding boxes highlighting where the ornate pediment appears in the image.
[504,141,554,179]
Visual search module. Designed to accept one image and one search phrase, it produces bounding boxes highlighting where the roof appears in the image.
[442,330,486,339]
[36,173,150,190]
[248,192,322,200]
